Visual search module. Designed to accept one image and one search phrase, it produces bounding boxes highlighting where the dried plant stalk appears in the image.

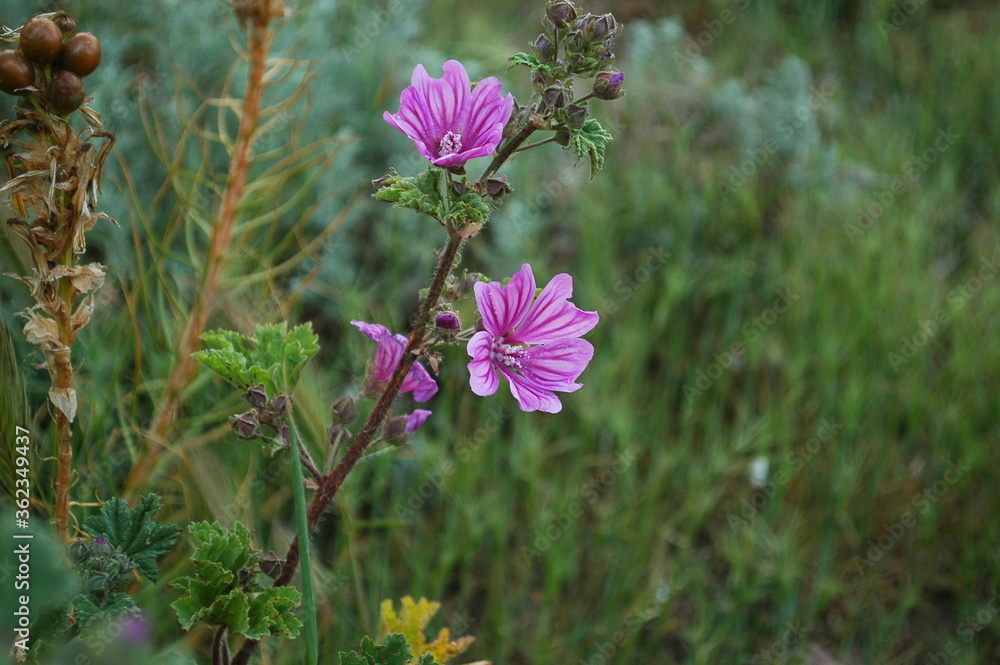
[123,0,288,498]
[2,104,116,542]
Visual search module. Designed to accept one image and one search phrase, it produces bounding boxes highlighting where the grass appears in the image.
[1,0,999,663]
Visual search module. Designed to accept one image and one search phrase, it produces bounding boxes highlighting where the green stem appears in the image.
[478,120,538,185]
[284,421,318,665]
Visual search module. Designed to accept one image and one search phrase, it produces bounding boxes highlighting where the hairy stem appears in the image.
[230,235,465,665]
[123,12,276,500]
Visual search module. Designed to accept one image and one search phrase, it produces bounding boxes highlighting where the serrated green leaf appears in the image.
[507,52,555,79]
[71,592,139,631]
[81,494,181,583]
[339,633,422,665]
[373,168,447,221]
[245,586,303,639]
[568,117,614,179]
[442,190,491,228]
[172,522,300,640]
[193,322,319,395]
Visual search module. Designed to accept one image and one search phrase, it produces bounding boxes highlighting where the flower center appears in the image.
[438,131,463,156]
[491,339,529,370]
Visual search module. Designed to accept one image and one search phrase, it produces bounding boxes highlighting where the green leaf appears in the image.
[442,190,491,228]
[373,168,446,221]
[70,592,140,631]
[193,322,319,395]
[568,116,614,179]
[171,522,301,641]
[81,493,181,583]
[507,52,555,80]
[339,633,430,665]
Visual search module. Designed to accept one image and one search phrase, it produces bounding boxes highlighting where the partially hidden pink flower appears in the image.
[467,264,599,413]
[383,59,514,168]
[352,321,438,402]
[403,409,432,433]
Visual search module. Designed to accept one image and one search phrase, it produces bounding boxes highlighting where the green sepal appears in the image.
[373,168,446,221]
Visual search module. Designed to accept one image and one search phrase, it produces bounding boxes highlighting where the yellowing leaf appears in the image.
[377,597,479,665]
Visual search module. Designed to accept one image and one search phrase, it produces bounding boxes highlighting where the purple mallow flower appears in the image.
[383,59,514,168]
[403,409,432,433]
[467,264,599,413]
[352,321,438,402]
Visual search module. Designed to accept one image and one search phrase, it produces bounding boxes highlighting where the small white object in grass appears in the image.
[655,584,671,604]
[748,455,769,488]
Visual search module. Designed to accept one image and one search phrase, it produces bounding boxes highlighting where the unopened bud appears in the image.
[372,175,392,191]
[69,539,88,562]
[591,13,618,41]
[231,411,261,440]
[565,103,588,128]
[270,395,290,414]
[485,174,513,198]
[546,0,578,29]
[543,83,572,109]
[261,551,283,579]
[435,311,461,331]
[593,70,625,100]
[533,33,554,59]
[331,396,358,425]
[239,568,254,587]
[245,384,269,409]
[383,416,410,443]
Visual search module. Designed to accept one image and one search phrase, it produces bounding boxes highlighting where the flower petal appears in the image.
[464,76,513,150]
[403,360,439,402]
[351,320,392,341]
[474,264,536,337]
[404,409,433,433]
[498,365,563,413]
[507,273,599,344]
[373,334,404,383]
[467,330,499,396]
[518,338,594,390]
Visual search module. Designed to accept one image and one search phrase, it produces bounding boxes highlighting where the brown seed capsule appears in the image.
[0,50,35,95]
[48,70,85,114]
[51,11,76,35]
[19,16,63,65]
[57,32,101,77]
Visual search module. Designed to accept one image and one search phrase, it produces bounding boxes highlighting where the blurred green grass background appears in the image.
[1,0,999,663]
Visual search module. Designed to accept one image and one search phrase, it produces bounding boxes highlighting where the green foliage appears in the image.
[171,522,302,640]
[81,493,181,583]
[568,117,613,179]
[339,634,434,665]
[69,592,140,632]
[507,52,555,79]
[374,168,491,229]
[193,322,320,396]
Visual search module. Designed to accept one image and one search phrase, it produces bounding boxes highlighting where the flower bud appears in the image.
[485,174,513,198]
[270,394,290,414]
[69,539,88,562]
[382,416,410,443]
[331,396,358,425]
[565,103,588,128]
[546,0,578,29]
[231,411,261,440]
[591,13,618,41]
[372,174,392,191]
[543,83,572,109]
[245,384,269,409]
[239,567,254,587]
[261,551,283,579]
[593,70,625,100]
[435,311,461,331]
[533,33,554,59]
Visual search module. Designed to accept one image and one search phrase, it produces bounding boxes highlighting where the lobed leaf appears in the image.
[568,117,614,179]
[193,322,319,395]
[81,493,181,583]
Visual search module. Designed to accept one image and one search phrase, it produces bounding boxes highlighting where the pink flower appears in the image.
[352,321,438,402]
[467,264,599,413]
[403,409,432,433]
[383,59,514,168]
